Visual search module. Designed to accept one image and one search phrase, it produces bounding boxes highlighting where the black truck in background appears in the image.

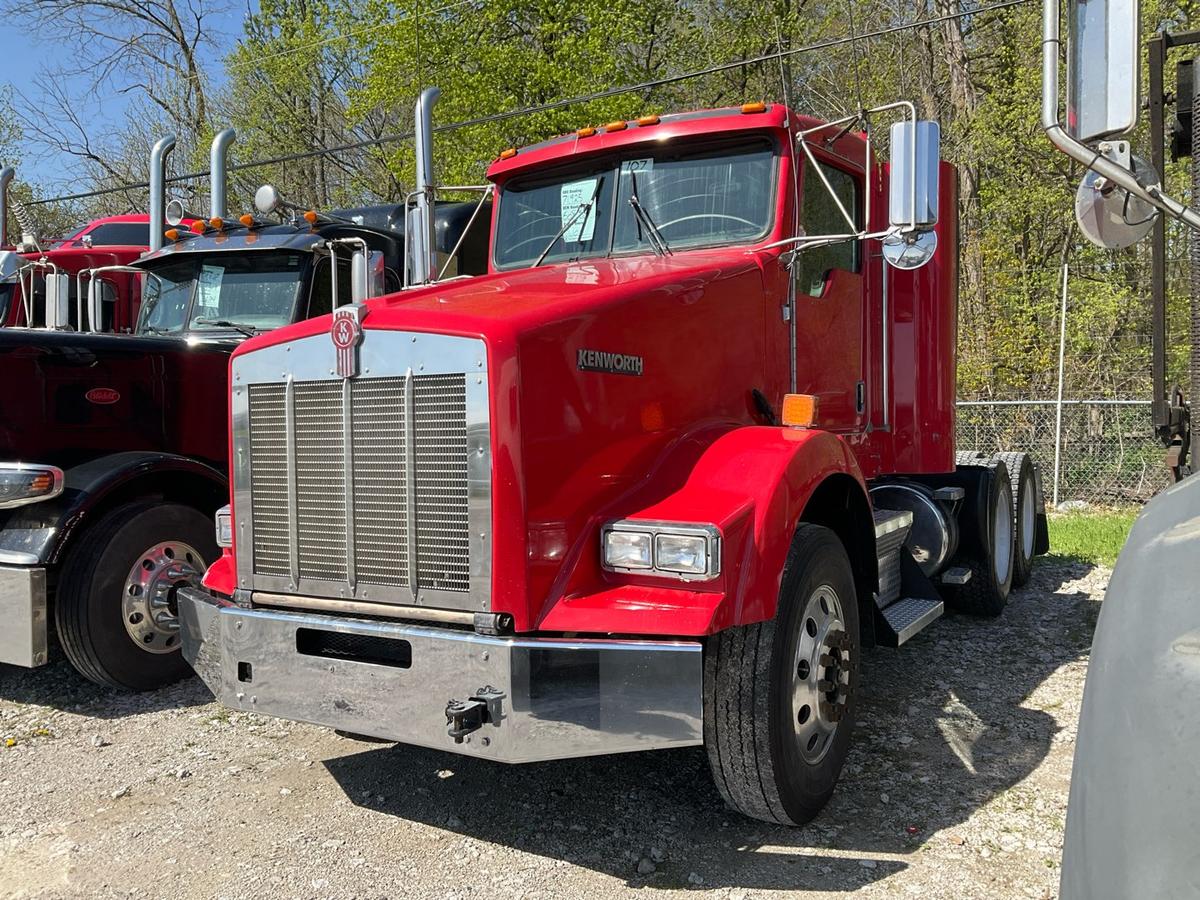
[0,130,489,690]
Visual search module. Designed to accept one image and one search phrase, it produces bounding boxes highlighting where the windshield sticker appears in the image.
[621,158,654,177]
[560,178,598,243]
[197,264,223,313]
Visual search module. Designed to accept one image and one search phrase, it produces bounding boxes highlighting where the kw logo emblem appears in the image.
[332,305,366,378]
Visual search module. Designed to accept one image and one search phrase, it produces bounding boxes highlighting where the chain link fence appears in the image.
[956,400,1168,506]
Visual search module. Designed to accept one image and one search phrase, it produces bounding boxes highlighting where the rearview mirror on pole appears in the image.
[1067,0,1140,142]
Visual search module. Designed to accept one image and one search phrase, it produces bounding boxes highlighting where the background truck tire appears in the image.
[943,460,1014,617]
[991,451,1039,587]
[55,501,216,691]
[703,524,859,825]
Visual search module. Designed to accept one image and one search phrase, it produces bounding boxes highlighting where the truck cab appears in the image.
[179,94,1046,825]
[0,133,492,692]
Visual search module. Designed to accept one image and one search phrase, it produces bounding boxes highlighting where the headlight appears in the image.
[602,520,721,580]
[215,504,233,547]
[0,464,64,509]
[602,528,652,569]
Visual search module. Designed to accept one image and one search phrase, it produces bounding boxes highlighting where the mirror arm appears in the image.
[1042,0,1200,230]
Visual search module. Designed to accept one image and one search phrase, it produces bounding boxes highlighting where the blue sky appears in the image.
[1,3,254,191]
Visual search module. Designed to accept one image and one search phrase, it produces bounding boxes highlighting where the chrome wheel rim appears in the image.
[993,482,1013,584]
[121,541,206,654]
[792,584,851,765]
[1020,471,1036,561]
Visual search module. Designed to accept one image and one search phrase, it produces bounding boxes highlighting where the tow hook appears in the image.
[445,686,506,743]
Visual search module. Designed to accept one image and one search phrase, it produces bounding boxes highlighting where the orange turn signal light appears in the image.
[303,210,318,224]
[239,213,254,227]
[576,126,597,138]
[499,147,518,160]
[781,393,818,428]
[189,220,207,235]
[604,120,628,132]
[165,228,180,242]
[29,472,52,493]
[741,101,767,114]
[636,115,660,126]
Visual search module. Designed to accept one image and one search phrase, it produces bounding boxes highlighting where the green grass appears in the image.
[1046,508,1139,566]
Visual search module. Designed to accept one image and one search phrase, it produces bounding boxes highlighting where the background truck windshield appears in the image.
[493,139,776,269]
[137,252,305,335]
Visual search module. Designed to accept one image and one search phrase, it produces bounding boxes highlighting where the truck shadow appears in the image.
[0,654,211,717]
[324,560,1100,892]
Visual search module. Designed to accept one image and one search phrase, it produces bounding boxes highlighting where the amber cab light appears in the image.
[209,216,224,230]
[303,210,319,224]
[604,120,628,132]
[239,213,255,227]
[741,101,767,114]
[499,148,518,160]
[636,115,660,126]
[576,126,597,138]
[164,228,180,242]
[781,393,818,427]
[189,220,207,235]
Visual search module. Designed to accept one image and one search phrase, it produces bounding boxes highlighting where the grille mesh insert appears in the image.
[246,372,471,597]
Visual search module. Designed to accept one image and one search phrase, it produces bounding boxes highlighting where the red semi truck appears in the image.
[179,91,1047,824]
[0,168,199,331]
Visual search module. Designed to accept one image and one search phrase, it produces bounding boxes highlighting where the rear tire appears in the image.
[56,501,216,691]
[704,524,860,825]
[944,460,1014,617]
[991,451,1039,587]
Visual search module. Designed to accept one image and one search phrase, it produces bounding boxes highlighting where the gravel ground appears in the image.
[0,561,1106,899]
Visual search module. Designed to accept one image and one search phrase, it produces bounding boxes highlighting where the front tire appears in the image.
[55,501,217,691]
[704,524,860,825]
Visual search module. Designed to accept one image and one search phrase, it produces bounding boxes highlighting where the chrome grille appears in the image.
[241,338,484,610]
[247,384,289,578]
[413,374,469,591]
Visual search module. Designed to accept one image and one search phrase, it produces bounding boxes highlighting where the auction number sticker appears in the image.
[621,158,654,176]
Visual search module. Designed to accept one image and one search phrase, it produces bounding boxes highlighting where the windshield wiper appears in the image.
[627,171,671,256]
[193,317,259,337]
[139,324,170,336]
[533,182,602,267]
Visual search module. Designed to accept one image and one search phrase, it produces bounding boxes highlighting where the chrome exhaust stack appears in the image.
[148,136,176,253]
[209,128,237,221]
[408,86,440,285]
[0,167,13,248]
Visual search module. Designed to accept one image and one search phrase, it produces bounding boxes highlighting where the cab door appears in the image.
[792,160,866,434]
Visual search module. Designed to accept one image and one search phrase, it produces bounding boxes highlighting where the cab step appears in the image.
[879,596,944,646]
[938,565,972,586]
[873,508,913,608]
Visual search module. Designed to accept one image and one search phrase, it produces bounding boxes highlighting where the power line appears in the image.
[31,0,1031,206]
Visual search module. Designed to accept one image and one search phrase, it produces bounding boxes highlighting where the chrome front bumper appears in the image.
[178,587,704,763]
[0,565,48,667]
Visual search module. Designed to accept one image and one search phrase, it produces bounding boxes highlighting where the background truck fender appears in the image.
[0,451,226,567]
[540,426,878,639]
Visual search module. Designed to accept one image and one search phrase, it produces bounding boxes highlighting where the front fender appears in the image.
[0,451,226,567]
[537,426,868,636]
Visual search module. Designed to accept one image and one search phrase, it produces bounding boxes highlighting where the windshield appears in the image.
[137,251,306,336]
[493,138,777,269]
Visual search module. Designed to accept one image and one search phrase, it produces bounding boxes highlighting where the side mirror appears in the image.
[888,120,940,230]
[254,184,281,215]
[1067,0,1140,142]
[165,198,186,228]
[350,248,371,303]
[44,273,70,329]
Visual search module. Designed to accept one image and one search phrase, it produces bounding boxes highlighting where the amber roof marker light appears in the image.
[636,115,660,126]
[604,120,628,132]
[741,101,767,114]
[499,147,518,160]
